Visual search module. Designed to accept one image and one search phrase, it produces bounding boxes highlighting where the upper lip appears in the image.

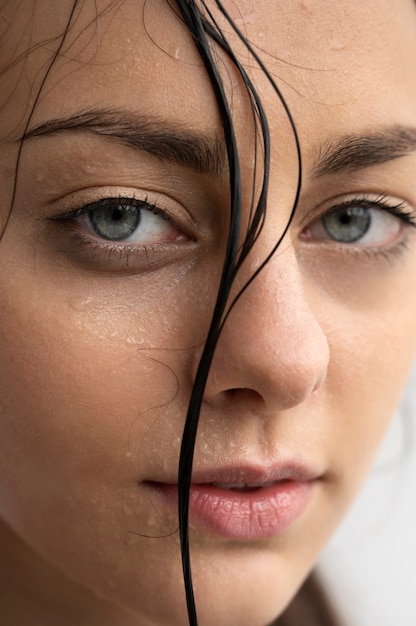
[191,463,320,484]
[148,461,323,486]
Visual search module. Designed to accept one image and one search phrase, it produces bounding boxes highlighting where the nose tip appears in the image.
[201,259,329,413]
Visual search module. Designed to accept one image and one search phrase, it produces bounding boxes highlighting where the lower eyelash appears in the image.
[357,238,411,263]
[64,230,182,270]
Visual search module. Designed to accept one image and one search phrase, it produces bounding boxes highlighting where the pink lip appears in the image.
[146,464,318,540]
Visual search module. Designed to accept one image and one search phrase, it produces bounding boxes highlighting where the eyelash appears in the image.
[52,196,168,225]
[48,192,416,271]
[301,194,416,252]
[48,195,190,265]
[337,194,416,226]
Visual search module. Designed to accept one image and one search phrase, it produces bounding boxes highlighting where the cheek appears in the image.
[0,269,203,483]
[322,295,416,500]
[0,258,208,601]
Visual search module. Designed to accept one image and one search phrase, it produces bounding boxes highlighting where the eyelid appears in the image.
[50,196,161,221]
[45,188,198,239]
[299,193,416,230]
[297,192,416,255]
[42,192,199,274]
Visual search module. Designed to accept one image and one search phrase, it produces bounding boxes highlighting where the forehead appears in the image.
[1,0,416,145]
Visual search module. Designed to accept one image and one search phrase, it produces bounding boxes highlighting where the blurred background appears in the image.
[319,367,416,625]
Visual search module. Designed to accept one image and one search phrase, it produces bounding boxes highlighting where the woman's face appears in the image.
[1,1,416,625]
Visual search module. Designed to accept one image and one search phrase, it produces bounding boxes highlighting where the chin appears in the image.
[179,548,309,626]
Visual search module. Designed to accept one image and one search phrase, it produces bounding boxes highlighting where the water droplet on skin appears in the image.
[250,256,262,272]
[126,336,147,345]
[174,46,180,59]
[69,296,94,312]
[330,38,345,51]
[146,512,158,528]
[123,503,134,516]
[234,11,256,26]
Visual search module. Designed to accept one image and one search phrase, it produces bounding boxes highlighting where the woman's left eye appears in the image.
[68,197,184,244]
[301,198,416,248]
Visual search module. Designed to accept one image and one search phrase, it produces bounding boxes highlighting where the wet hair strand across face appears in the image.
[174,2,303,623]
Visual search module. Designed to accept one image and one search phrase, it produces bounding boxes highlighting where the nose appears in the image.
[202,246,329,413]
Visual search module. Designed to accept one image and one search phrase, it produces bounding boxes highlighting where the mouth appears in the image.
[210,481,278,491]
[145,465,319,540]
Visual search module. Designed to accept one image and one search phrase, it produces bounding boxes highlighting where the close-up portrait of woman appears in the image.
[1,1,416,625]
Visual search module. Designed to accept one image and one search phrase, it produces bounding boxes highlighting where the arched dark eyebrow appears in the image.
[23,108,226,178]
[23,110,416,181]
[312,126,416,178]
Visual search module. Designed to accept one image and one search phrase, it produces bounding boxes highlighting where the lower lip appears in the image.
[149,480,313,540]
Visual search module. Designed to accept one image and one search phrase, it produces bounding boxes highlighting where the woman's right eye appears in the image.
[68,197,185,245]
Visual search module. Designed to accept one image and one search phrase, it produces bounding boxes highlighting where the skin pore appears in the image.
[1,1,416,625]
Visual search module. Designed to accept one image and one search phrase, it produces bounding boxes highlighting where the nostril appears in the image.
[225,387,265,404]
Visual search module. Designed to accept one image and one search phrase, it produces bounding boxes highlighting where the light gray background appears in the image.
[319,367,416,625]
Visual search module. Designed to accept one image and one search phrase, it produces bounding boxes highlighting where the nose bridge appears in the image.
[205,245,330,410]
[232,247,321,354]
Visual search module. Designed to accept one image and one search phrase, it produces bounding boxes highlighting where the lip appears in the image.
[145,463,319,540]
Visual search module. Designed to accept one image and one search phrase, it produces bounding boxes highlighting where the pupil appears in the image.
[112,207,124,222]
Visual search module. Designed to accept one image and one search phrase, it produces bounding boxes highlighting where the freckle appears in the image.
[299,0,313,14]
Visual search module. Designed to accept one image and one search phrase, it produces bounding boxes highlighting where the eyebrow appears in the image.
[23,108,226,178]
[23,110,416,182]
[312,126,416,178]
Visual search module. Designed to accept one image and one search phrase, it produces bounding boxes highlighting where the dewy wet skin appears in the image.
[1,2,416,626]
